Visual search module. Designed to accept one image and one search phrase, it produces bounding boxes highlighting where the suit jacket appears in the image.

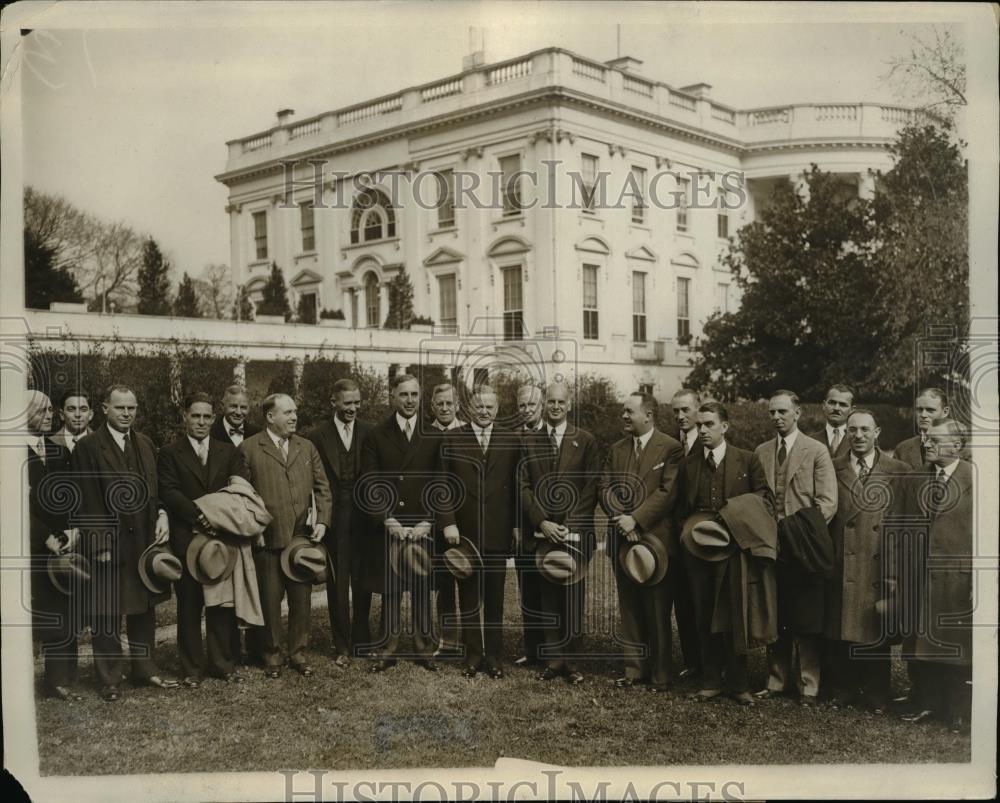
[824,450,909,644]
[359,414,445,591]
[239,431,333,551]
[673,443,774,527]
[892,435,972,469]
[28,438,73,613]
[72,425,166,614]
[755,431,838,523]
[157,435,250,557]
[437,425,521,554]
[519,423,600,557]
[807,427,852,461]
[598,429,683,555]
[884,460,974,666]
[210,416,261,450]
[50,427,92,454]
[306,418,372,500]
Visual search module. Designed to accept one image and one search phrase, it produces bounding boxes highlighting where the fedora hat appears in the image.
[280,535,329,583]
[389,538,433,578]
[617,534,668,586]
[443,537,483,580]
[139,542,184,594]
[535,540,588,586]
[186,533,238,586]
[680,512,732,563]
[47,552,92,595]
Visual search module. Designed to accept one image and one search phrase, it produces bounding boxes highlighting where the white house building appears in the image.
[213,46,917,394]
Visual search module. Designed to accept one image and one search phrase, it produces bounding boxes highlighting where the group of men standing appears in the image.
[25,377,974,733]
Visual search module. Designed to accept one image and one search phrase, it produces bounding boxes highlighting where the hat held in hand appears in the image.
[617,533,668,586]
[47,552,92,595]
[139,543,184,594]
[281,535,329,583]
[186,533,238,586]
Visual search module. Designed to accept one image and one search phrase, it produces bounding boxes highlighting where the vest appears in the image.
[334,427,356,487]
[695,455,726,512]
[774,443,789,520]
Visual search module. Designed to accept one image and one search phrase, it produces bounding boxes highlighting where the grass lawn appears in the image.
[34,552,970,775]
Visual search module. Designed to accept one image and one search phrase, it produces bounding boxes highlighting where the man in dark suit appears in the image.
[240,393,332,678]
[25,391,82,701]
[158,392,251,686]
[675,402,774,704]
[72,384,179,701]
[306,378,374,666]
[892,387,971,468]
[50,389,93,454]
[210,384,261,449]
[360,373,443,672]
[885,420,973,734]
[599,392,683,691]
[670,389,701,459]
[808,384,855,461]
[520,382,600,684]
[514,384,546,668]
[438,385,520,678]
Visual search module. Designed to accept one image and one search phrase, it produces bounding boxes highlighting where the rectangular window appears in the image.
[300,202,315,252]
[631,166,646,224]
[677,277,691,341]
[582,264,599,339]
[581,153,599,212]
[716,282,730,314]
[253,211,268,260]
[439,274,457,334]
[499,155,522,216]
[437,169,455,228]
[676,177,689,232]
[632,272,647,343]
[502,265,524,340]
[298,291,317,324]
[638,382,654,395]
[716,190,729,239]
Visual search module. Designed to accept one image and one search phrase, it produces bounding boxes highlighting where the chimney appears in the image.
[678,83,712,99]
[463,26,486,71]
[276,108,295,126]
[605,56,643,73]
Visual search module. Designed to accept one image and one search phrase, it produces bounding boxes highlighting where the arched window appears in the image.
[351,188,396,244]
[364,273,380,328]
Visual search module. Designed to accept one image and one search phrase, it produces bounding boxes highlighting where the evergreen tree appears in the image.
[24,228,83,309]
[384,267,416,329]
[256,261,292,320]
[173,272,202,317]
[136,237,172,315]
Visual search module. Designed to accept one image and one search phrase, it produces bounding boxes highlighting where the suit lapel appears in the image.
[784,433,807,481]
[206,439,228,487]
[760,438,776,489]
[258,434,286,467]
[637,431,662,477]
[836,462,858,520]
[177,438,207,486]
[722,445,740,498]
[285,436,303,470]
[686,452,703,507]
[320,422,342,480]
[98,427,128,473]
[557,425,577,473]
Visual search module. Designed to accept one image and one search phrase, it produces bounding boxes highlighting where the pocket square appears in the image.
[652,462,665,470]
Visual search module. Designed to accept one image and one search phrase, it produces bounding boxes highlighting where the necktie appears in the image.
[123,431,140,474]
[549,427,559,458]
[279,437,289,462]
[479,429,489,455]
[229,426,242,437]
[70,435,79,452]
[196,438,208,466]
[932,467,948,514]
[777,438,787,467]
[403,419,412,441]
[830,428,842,454]
[634,437,644,462]
[857,456,869,482]
[706,450,717,472]
[343,421,352,449]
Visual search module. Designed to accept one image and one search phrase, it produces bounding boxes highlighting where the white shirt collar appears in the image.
[26,434,45,453]
[682,427,699,452]
[826,423,845,441]
[704,440,727,464]
[334,415,353,440]
[936,459,959,480]
[433,417,463,431]
[778,428,800,450]
[396,412,416,434]
[634,428,655,450]
[106,423,128,450]
[470,422,493,437]
[547,420,568,437]
[188,434,209,452]
[267,428,288,450]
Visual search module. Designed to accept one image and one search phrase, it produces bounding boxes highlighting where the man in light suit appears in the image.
[520,382,600,684]
[807,384,855,461]
[430,383,466,432]
[72,385,179,701]
[360,374,443,672]
[754,389,837,705]
[599,392,683,691]
[514,384,546,668]
[893,387,970,468]
[306,378,374,665]
[50,389,93,454]
[240,393,332,678]
[438,385,520,678]
[158,392,251,686]
[671,389,701,459]
[210,385,261,449]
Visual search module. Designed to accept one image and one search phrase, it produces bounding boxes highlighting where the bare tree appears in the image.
[881,24,966,126]
[194,262,235,319]
[24,186,91,273]
[84,221,145,310]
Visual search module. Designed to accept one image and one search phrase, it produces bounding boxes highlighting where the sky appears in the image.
[17,1,963,283]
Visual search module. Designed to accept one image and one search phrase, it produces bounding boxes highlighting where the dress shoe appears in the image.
[291,662,314,677]
[100,685,123,702]
[949,715,969,735]
[47,685,83,702]
[538,667,560,681]
[753,688,781,700]
[901,708,936,724]
[222,673,245,684]
[677,667,702,681]
[462,665,479,679]
[181,676,202,689]
[799,695,819,708]
[731,692,754,706]
[415,659,439,672]
[691,689,723,703]
[264,667,282,679]
[333,654,350,669]
[646,683,670,694]
[135,675,180,689]
[369,658,396,673]
[514,655,539,668]
[614,676,646,689]
[486,667,504,680]
[566,671,584,685]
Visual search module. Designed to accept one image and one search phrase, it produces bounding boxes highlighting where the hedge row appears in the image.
[28,341,915,453]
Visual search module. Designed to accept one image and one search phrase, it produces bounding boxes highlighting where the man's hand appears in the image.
[443,524,460,546]
[386,518,407,540]
[411,521,432,541]
[310,523,327,543]
[254,535,265,548]
[625,531,640,543]
[196,512,217,537]
[613,514,637,535]
[539,521,567,543]
[154,510,170,544]
[63,528,80,552]
[44,534,64,556]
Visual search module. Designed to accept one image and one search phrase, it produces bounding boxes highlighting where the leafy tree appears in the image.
[24,228,83,309]
[173,272,202,317]
[136,237,172,315]
[256,261,291,320]
[384,267,416,329]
